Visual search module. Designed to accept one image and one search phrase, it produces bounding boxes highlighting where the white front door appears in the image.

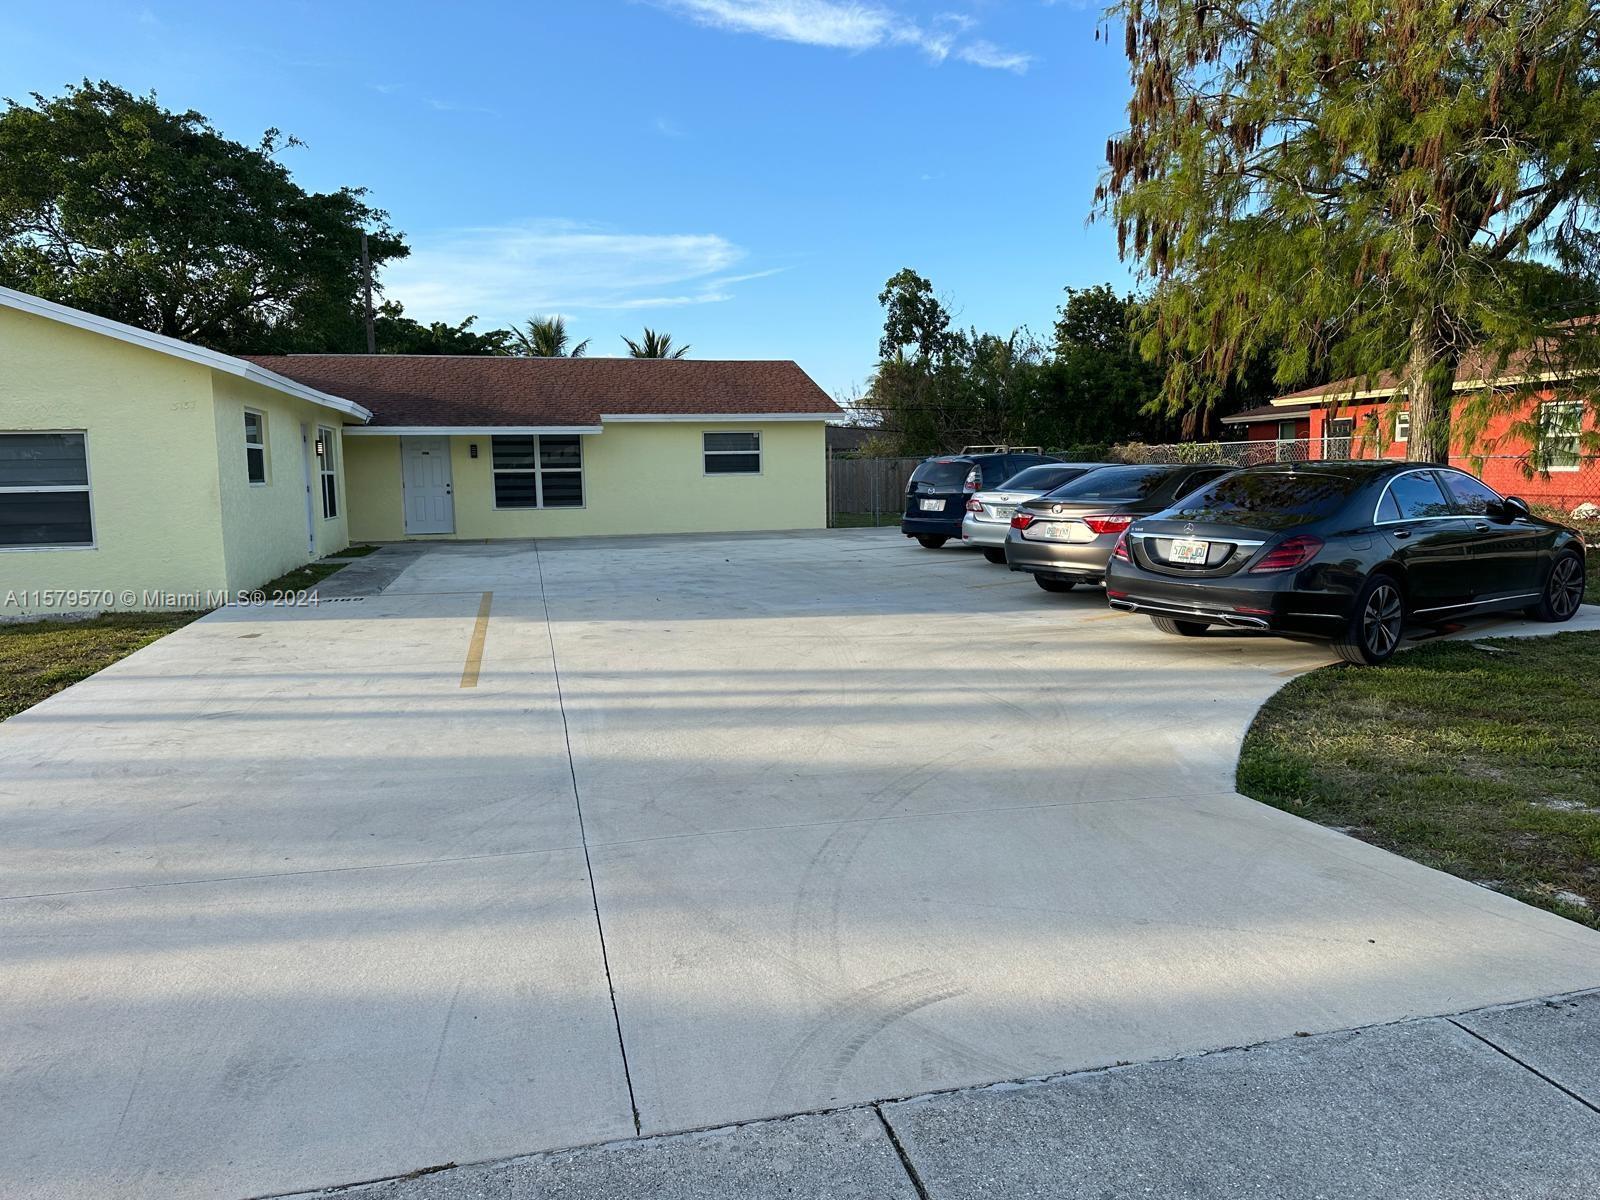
[402,437,455,535]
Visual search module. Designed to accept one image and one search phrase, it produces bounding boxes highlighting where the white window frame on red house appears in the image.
[1539,400,1583,472]
[1394,409,1411,443]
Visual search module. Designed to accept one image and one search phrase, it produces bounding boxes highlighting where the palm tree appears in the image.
[512,316,589,357]
[622,328,690,359]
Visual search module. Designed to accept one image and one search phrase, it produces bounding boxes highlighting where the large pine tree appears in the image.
[1101,1,1600,461]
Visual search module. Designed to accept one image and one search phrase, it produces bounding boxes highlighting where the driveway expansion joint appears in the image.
[533,538,643,1137]
[1447,1016,1600,1115]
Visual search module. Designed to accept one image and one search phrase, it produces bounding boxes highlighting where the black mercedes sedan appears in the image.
[1103,461,1587,664]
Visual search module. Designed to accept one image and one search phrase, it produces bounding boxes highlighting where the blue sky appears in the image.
[0,1,1139,397]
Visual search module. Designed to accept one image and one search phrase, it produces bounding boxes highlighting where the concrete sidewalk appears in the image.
[289,990,1600,1199]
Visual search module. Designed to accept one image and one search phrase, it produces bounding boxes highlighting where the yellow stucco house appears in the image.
[1,287,840,616]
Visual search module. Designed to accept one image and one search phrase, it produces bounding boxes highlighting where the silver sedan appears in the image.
[961,463,1108,562]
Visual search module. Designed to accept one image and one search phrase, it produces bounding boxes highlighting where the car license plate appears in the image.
[993,506,1014,519]
[1170,538,1210,564]
[920,499,945,511]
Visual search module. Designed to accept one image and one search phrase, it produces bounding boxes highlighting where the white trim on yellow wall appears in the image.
[599,413,840,423]
[0,285,373,423]
[346,425,604,437]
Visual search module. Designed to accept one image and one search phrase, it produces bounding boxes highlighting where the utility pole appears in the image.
[360,231,376,354]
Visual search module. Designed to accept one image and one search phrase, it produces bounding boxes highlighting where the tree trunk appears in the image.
[1406,312,1457,464]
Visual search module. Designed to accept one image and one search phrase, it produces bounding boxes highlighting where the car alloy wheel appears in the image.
[1362,580,1403,658]
[1549,554,1584,618]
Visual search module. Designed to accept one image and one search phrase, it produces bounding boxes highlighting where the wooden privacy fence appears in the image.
[827,457,923,525]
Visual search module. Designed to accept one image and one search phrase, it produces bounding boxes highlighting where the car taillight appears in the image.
[1112,530,1131,560]
[964,468,980,493]
[1249,535,1324,574]
[1082,514,1134,536]
[1010,512,1035,529]
[965,497,984,512]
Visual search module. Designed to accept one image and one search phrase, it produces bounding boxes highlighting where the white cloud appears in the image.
[649,0,1029,70]
[653,0,893,49]
[955,39,1032,72]
[383,220,757,320]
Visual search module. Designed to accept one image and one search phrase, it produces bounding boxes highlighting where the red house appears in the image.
[1223,353,1596,511]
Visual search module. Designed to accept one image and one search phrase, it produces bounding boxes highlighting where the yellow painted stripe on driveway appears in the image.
[460,591,493,688]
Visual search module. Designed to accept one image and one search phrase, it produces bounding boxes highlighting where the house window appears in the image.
[244,410,268,484]
[491,435,584,508]
[704,431,761,475]
[1539,400,1583,471]
[1394,410,1411,443]
[0,432,94,549]
[317,426,338,519]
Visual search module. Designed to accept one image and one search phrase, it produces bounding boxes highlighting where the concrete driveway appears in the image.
[5,529,1600,1199]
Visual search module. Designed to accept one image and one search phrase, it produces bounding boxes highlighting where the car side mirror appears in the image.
[1495,496,1531,520]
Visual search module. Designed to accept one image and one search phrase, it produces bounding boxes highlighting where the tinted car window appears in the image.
[1383,471,1454,520]
[1166,470,1366,530]
[999,465,1088,492]
[1439,470,1503,515]
[1170,467,1232,499]
[909,459,970,489]
[1043,465,1178,501]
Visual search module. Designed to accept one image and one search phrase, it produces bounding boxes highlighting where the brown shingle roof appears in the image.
[239,355,841,426]
[1219,402,1315,425]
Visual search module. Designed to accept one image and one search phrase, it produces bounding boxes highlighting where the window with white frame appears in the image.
[317,426,338,518]
[703,431,761,474]
[1539,400,1583,471]
[491,435,584,508]
[0,432,93,548]
[1394,409,1411,443]
[244,410,268,484]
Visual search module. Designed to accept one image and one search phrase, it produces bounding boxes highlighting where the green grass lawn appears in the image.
[0,612,202,722]
[1238,631,1600,928]
[260,561,349,598]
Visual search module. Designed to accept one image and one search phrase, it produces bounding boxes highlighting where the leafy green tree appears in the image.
[512,315,589,357]
[0,80,406,353]
[373,304,511,355]
[877,267,959,363]
[1100,1,1600,461]
[1048,285,1171,442]
[622,327,690,358]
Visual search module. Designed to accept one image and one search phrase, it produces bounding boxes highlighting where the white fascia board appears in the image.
[598,412,841,423]
[345,425,604,437]
[0,285,373,423]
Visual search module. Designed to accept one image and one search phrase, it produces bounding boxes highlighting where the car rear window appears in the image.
[909,459,970,489]
[1042,465,1177,501]
[1166,471,1365,529]
[999,465,1088,492]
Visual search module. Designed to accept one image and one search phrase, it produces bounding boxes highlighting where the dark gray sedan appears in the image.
[1005,463,1236,592]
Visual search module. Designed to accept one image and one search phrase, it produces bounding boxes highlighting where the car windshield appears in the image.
[1166,470,1365,529]
[909,459,970,489]
[1042,465,1175,501]
[998,465,1089,492]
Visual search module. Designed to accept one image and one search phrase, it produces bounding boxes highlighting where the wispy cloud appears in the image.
[383,220,762,320]
[648,0,1031,71]
[654,115,688,138]
[955,39,1031,72]
[426,97,500,115]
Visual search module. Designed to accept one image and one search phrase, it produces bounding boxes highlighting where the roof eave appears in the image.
[0,286,372,423]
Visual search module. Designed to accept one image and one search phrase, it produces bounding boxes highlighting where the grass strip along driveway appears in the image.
[1240,630,1600,929]
[0,612,202,721]
[0,547,375,723]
